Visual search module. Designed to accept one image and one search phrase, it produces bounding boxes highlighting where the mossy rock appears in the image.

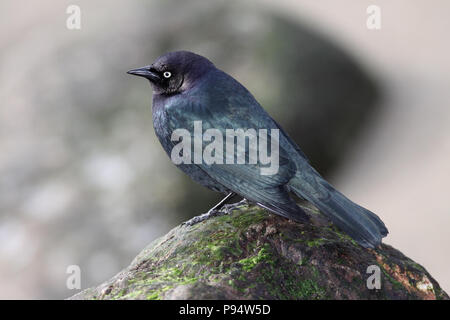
[69,202,448,300]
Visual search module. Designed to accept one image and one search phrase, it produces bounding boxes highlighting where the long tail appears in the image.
[288,168,388,248]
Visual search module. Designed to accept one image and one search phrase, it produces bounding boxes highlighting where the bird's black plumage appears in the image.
[128,50,388,248]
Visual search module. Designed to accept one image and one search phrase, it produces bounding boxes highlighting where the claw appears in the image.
[221,199,249,213]
[182,209,221,226]
[182,198,250,226]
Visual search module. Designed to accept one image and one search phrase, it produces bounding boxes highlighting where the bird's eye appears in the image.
[163,71,172,78]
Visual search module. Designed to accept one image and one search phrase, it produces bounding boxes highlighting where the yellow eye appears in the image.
[163,71,171,78]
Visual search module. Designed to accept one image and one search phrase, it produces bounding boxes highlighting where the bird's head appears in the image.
[127,51,215,95]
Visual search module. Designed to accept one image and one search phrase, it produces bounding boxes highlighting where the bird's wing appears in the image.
[163,76,309,221]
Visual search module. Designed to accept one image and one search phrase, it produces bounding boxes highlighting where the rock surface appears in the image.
[70,203,448,300]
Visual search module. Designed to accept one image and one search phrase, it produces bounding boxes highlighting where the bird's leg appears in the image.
[183,192,237,226]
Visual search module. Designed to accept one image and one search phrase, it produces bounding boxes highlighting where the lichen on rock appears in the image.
[69,202,448,300]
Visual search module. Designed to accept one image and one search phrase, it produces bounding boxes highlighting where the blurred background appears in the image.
[1,0,449,299]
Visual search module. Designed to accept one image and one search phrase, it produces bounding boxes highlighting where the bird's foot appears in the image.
[182,208,225,226]
[221,199,249,212]
[182,199,249,226]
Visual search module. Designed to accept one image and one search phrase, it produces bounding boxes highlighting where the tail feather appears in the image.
[250,186,310,222]
[289,171,388,248]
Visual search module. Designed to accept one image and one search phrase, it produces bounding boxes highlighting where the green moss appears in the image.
[330,226,359,246]
[297,257,308,266]
[146,292,160,300]
[230,239,328,300]
[409,261,426,273]
[145,285,174,300]
[115,289,127,298]
[110,267,198,300]
[238,245,274,271]
[292,279,327,299]
[229,208,268,229]
[379,265,403,290]
[306,238,326,247]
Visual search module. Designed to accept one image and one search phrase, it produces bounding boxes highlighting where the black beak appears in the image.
[127,66,161,83]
